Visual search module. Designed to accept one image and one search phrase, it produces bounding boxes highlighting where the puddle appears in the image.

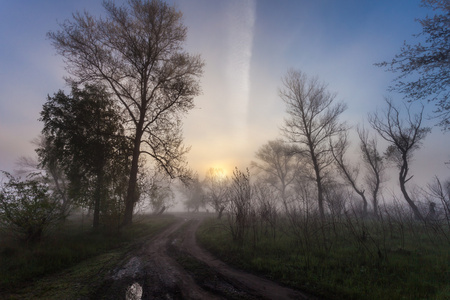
[113,257,142,280]
[126,282,143,300]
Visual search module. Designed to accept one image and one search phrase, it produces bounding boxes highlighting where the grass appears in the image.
[0,214,176,299]
[197,217,450,300]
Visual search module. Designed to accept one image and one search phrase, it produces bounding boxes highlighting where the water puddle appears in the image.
[126,282,143,300]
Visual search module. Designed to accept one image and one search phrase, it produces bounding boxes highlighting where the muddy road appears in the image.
[93,215,316,299]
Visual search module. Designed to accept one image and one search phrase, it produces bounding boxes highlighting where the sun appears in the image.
[215,168,228,181]
[206,165,230,181]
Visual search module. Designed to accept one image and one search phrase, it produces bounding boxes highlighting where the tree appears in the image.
[330,132,369,216]
[280,69,347,220]
[425,176,450,222]
[180,174,205,212]
[15,136,72,219]
[0,172,64,243]
[369,98,431,220]
[203,168,230,218]
[140,169,175,214]
[48,0,204,226]
[39,85,130,228]
[251,139,301,211]
[376,0,450,130]
[357,126,385,217]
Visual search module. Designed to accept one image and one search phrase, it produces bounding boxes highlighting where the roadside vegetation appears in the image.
[198,212,449,300]
[0,214,175,298]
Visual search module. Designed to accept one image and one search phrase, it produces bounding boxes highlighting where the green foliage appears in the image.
[0,172,63,243]
[39,84,131,228]
[198,217,450,300]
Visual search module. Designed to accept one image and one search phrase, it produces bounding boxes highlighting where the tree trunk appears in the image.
[362,196,368,216]
[372,182,379,218]
[399,157,423,221]
[93,154,104,229]
[317,179,325,220]
[122,129,143,226]
[93,175,101,229]
[311,153,325,220]
[400,180,423,220]
[218,206,225,219]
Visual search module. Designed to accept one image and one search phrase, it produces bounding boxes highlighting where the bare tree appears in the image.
[376,0,450,130]
[48,0,204,226]
[357,126,385,217]
[280,69,347,220]
[331,132,369,216]
[426,176,450,223]
[139,168,175,214]
[203,168,229,219]
[251,139,301,211]
[369,98,431,220]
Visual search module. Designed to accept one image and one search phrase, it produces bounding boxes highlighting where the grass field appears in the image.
[197,216,450,300]
[0,214,176,299]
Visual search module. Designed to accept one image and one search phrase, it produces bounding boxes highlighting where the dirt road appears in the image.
[93,215,317,299]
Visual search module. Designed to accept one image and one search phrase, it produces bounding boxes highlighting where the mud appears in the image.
[92,214,317,300]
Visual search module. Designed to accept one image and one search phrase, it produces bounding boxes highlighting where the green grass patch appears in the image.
[197,218,450,300]
[0,214,176,298]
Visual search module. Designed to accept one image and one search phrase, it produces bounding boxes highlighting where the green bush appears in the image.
[0,172,64,243]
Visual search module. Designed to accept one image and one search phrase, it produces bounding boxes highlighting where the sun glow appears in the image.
[205,165,230,181]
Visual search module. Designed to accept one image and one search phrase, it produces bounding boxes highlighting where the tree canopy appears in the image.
[39,85,130,228]
[377,0,450,130]
[48,0,204,225]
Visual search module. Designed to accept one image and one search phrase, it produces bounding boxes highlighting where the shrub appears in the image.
[0,172,64,243]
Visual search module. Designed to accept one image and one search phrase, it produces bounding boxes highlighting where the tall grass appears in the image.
[197,213,450,300]
[0,214,175,294]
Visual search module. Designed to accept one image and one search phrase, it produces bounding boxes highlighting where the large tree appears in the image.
[280,69,347,220]
[39,85,130,228]
[48,0,204,226]
[369,98,431,220]
[376,0,450,130]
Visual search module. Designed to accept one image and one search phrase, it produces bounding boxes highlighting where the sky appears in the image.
[0,0,449,190]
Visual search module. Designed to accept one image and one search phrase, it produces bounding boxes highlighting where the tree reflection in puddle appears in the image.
[126,282,143,300]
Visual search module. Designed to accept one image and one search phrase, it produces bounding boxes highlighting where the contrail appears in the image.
[226,0,256,143]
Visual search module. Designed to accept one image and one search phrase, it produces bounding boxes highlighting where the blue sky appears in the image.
[0,0,448,187]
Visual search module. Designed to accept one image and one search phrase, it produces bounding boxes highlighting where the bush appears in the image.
[0,172,64,243]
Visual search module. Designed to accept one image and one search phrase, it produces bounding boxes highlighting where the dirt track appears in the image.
[93,214,316,299]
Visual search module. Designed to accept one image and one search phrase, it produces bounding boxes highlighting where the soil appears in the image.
[92,213,318,300]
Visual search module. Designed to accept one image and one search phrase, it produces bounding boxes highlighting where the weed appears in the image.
[198,217,450,300]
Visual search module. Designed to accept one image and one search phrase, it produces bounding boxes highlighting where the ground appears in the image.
[92,213,316,299]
